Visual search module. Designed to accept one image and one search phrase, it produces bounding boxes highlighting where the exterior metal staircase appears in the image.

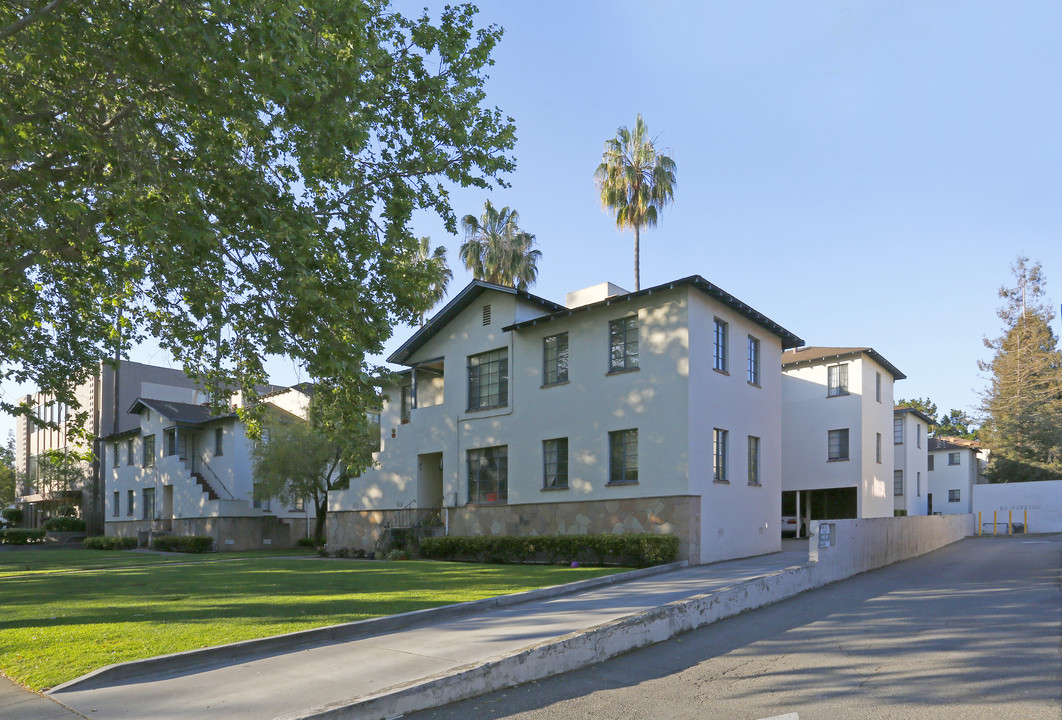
[374,500,445,553]
[191,472,220,501]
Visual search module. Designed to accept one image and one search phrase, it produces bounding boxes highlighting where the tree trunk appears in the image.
[313,498,327,546]
[634,224,640,291]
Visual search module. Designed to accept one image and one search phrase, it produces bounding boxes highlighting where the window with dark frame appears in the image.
[828,428,849,461]
[827,363,848,396]
[112,442,120,468]
[142,487,155,520]
[928,455,935,471]
[747,436,760,485]
[608,429,638,484]
[876,372,882,402]
[948,489,961,502]
[948,452,960,466]
[609,317,639,372]
[876,433,882,463]
[400,385,413,423]
[543,333,569,385]
[214,427,224,456]
[713,428,728,482]
[127,489,134,516]
[543,438,569,489]
[112,491,119,517]
[142,434,155,467]
[126,438,134,466]
[894,470,904,496]
[467,445,508,503]
[467,348,508,409]
[165,428,176,456]
[714,318,729,372]
[747,336,760,385]
[894,417,904,444]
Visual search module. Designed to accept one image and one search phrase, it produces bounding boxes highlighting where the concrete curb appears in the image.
[279,562,818,720]
[49,560,686,694]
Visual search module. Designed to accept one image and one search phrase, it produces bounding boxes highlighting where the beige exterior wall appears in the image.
[107,516,309,551]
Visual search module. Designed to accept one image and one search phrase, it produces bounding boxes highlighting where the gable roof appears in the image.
[930,436,983,451]
[781,346,906,380]
[126,398,236,426]
[388,280,566,365]
[502,275,804,349]
[894,406,934,425]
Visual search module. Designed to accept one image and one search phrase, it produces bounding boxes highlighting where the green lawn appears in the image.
[0,550,622,691]
[0,547,312,577]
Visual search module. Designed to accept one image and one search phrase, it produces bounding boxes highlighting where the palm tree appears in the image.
[459,200,541,290]
[415,236,452,326]
[595,114,677,291]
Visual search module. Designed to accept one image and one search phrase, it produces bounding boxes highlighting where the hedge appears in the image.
[419,533,680,567]
[151,535,214,553]
[42,517,87,532]
[0,528,46,545]
[83,536,139,550]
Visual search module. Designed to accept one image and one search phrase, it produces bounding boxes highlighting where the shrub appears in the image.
[84,536,138,550]
[151,535,214,553]
[0,528,45,545]
[2,508,23,526]
[42,517,87,532]
[419,533,680,567]
[333,547,352,558]
[56,505,79,518]
[295,536,316,548]
[386,548,410,561]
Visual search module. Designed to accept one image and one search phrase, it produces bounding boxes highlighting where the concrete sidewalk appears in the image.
[46,549,809,720]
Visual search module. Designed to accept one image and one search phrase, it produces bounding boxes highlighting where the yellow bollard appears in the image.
[993,510,997,536]
[1025,509,1028,534]
[1009,510,1012,535]
[978,511,982,536]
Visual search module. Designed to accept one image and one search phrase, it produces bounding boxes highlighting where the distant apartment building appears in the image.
[893,407,931,516]
[928,436,987,515]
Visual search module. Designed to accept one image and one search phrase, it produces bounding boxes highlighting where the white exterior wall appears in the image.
[687,292,783,562]
[928,447,978,514]
[892,413,929,516]
[858,362,894,518]
[971,480,1062,533]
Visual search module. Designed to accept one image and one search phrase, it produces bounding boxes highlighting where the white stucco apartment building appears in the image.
[102,385,315,549]
[328,276,803,565]
[893,407,932,516]
[780,347,904,525]
[928,436,986,515]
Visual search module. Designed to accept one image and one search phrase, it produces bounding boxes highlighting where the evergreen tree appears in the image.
[979,257,1062,480]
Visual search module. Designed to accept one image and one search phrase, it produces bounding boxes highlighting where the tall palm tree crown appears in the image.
[459,199,541,291]
[415,236,452,326]
[595,114,677,291]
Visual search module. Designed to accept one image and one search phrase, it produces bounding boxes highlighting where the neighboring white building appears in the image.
[928,436,987,515]
[102,385,315,550]
[15,360,203,530]
[780,347,904,527]
[893,407,932,516]
[328,277,803,565]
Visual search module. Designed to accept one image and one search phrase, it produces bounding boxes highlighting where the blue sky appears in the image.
[3,1,1061,440]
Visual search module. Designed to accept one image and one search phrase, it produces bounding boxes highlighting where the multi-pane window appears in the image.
[948,489,961,502]
[112,442,120,468]
[468,348,508,409]
[714,318,729,372]
[400,385,413,423]
[609,317,639,372]
[142,434,155,467]
[928,455,935,471]
[747,336,760,385]
[112,491,119,517]
[828,428,849,461]
[608,429,639,484]
[876,372,882,402]
[126,438,135,466]
[876,433,882,463]
[290,496,304,512]
[713,428,728,482]
[543,438,569,489]
[893,417,904,444]
[543,333,569,385]
[747,436,760,485]
[894,470,904,496]
[467,446,508,503]
[214,427,224,456]
[827,363,848,396]
[365,412,382,453]
[948,452,960,466]
[252,483,271,511]
[142,487,155,520]
[127,489,134,516]
[165,429,176,456]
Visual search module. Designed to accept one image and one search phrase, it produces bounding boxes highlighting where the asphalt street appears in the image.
[405,535,1062,720]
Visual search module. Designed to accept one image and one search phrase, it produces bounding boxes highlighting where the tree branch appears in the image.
[0,0,78,43]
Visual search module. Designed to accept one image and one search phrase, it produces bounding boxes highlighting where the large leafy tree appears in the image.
[251,390,379,545]
[1,1,516,432]
[979,257,1062,480]
[415,237,453,326]
[459,199,540,290]
[595,114,677,291]
[0,432,16,508]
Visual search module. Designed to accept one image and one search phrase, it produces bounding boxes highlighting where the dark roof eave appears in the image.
[782,348,906,380]
[502,275,804,349]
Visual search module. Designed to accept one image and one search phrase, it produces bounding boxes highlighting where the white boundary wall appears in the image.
[972,481,1062,533]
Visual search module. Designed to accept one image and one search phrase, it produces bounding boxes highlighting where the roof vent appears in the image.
[482,304,491,326]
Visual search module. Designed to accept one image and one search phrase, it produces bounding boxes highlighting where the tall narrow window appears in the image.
[893,417,904,444]
[214,427,224,456]
[127,489,134,516]
[126,438,135,466]
[828,429,849,461]
[165,429,177,456]
[713,428,728,482]
[467,348,508,409]
[714,318,729,372]
[142,435,155,467]
[543,333,569,385]
[917,471,921,496]
[827,364,848,396]
[400,385,413,423]
[747,336,760,385]
[543,438,569,489]
[928,455,935,471]
[916,424,922,448]
[112,442,120,468]
[609,317,639,372]
[112,491,119,517]
[747,436,760,485]
[876,433,882,463]
[875,372,882,402]
[142,487,155,520]
[467,446,508,503]
[608,429,639,484]
[252,483,271,511]
[894,470,904,496]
